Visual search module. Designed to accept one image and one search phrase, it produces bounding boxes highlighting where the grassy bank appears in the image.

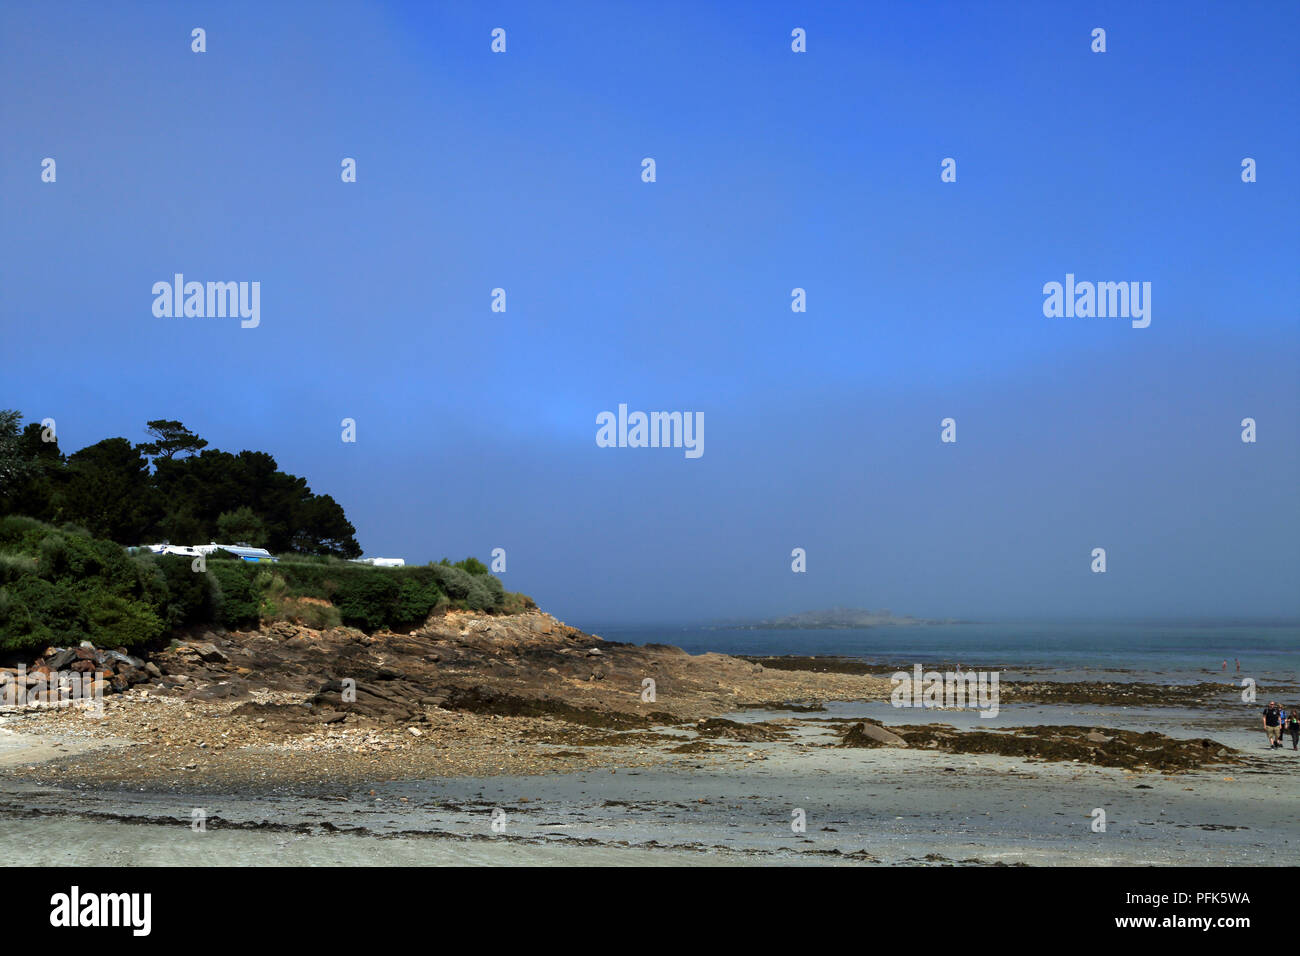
[0,516,531,654]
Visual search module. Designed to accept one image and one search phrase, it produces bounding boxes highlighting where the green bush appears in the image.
[394,577,444,627]
[206,560,260,629]
[0,518,519,651]
[0,515,46,547]
[431,564,474,602]
[0,519,174,651]
[334,573,400,630]
[500,591,537,615]
[84,592,164,647]
[0,552,37,585]
[0,577,59,650]
[147,554,215,629]
[286,599,341,630]
[453,556,490,576]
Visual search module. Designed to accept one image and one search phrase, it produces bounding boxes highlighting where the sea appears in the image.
[591,620,1299,686]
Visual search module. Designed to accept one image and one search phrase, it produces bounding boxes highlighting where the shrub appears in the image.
[454,556,490,576]
[0,575,83,649]
[277,598,341,630]
[500,591,537,615]
[0,517,517,650]
[84,592,164,647]
[394,577,443,627]
[148,554,214,629]
[464,574,497,611]
[0,552,37,585]
[206,560,260,629]
[0,579,57,650]
[0,515,47,547]
[334,573,401,631]
[431,564,474,603]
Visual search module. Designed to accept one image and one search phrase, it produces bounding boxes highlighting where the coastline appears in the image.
[1,715,1293,866]
[0,610,1295,865]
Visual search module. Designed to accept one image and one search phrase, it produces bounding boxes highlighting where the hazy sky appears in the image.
[3,1,1297,627]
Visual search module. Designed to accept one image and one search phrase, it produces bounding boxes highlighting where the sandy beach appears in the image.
[0,713,1294,866]
[0,610,1294,866]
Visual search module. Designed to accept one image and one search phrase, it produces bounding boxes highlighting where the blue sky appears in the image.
[2,0,1297,626]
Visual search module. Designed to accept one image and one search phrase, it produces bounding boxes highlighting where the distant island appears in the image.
[715,607,959,630]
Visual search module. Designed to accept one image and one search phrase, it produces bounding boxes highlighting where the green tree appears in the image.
[216,506,268,547]
[0,410,28,487]
[289,493,361,558]
[2,415,361,556]
[137,420,208,461]
[57,438,158,544]
[152,448,361,556]
[0,418,66,521]
[455,556,490,576]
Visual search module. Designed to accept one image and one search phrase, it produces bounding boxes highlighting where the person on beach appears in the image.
[1222,660,1228,671]
[1286,708,1300,751]
[1263,701,1283,748]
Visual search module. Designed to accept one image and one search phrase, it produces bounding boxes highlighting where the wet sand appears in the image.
[1,699,1294,866]
[1,625,1294,866]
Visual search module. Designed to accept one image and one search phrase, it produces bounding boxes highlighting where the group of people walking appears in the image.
[1262,701,1300,750]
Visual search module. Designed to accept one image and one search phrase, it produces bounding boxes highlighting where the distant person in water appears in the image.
[1287,708,1300,751]
[1235,659,1241,673]
[1263,701,1283,748]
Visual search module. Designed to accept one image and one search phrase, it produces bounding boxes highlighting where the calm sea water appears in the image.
[593,621,1299,685]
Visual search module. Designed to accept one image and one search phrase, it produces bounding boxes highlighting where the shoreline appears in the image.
[0,618,1294,865]
[1,716,1293,866]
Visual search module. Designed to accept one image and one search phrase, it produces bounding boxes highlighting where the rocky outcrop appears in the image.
[841,721,1240,771]
[1,643,152,705]
[17,610,883,733]
[841,721,909,748]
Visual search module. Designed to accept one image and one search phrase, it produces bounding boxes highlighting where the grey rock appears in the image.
[842,722,909,748]
[45,648,78,671]
[102,650,144,669]
[185,642,229,664]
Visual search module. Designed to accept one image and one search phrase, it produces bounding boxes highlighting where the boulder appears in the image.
[183,642,229,664]
[102,650,144,669]
[842,721,909,748]
[45,648,78,670]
